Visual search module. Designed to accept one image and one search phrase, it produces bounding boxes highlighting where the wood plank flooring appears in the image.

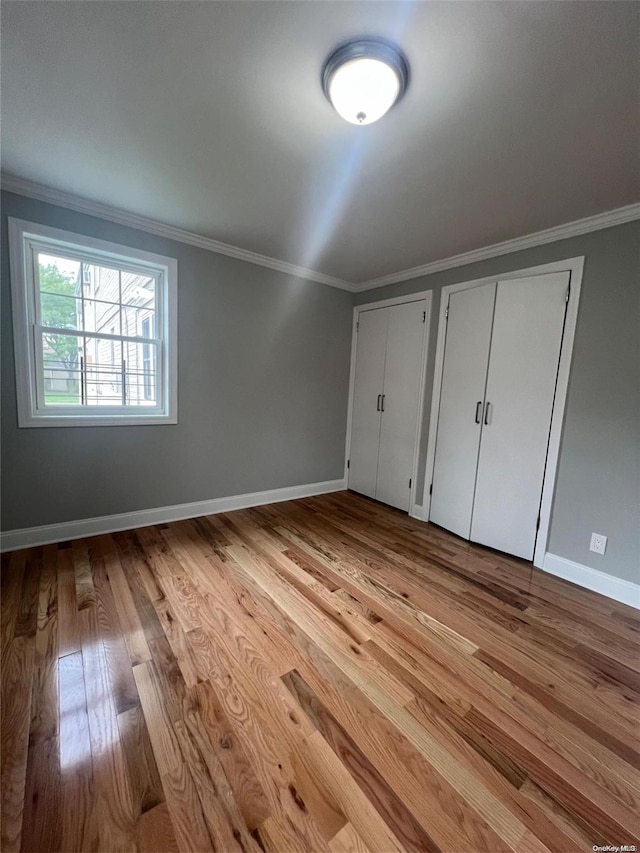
[2,490,639,853]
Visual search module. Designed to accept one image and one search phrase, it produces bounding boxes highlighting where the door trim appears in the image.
[420,257,585,569]
[344,291,433,518]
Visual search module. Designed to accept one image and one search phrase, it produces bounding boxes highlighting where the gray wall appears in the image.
[2,190,638,584]
[1,191,353,530]
[355,221,640,584]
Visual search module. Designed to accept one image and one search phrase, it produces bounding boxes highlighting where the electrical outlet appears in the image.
[590,533,607,555]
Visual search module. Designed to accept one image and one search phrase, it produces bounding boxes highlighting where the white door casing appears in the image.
[423,258,583,568]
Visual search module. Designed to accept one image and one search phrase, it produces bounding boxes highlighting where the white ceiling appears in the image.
[3,1,639,284]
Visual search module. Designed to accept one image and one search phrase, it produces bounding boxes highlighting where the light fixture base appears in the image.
[321,38,409,125]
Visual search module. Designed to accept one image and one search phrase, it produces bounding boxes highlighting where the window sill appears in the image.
[18,412,178,428]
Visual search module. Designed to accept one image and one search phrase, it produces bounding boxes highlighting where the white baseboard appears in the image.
[0,478,347,553]
[542,552,640,609]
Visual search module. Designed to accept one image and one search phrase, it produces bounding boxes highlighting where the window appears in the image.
[9,219,177,426]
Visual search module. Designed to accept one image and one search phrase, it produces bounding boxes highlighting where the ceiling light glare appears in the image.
[322,39,409,126]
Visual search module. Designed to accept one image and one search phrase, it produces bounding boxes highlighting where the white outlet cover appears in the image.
[590,532,607,555]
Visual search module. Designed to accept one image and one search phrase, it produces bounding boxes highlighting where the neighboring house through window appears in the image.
[9,218,177,426]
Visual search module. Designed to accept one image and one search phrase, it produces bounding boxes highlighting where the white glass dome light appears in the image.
[322,39,409,126]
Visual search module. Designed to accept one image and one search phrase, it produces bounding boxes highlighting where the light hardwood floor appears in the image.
[2,490,639,852]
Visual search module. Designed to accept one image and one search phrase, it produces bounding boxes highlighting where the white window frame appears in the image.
[9,218,178,427]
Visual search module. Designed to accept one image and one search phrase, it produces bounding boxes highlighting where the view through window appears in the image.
[39,252,158,407]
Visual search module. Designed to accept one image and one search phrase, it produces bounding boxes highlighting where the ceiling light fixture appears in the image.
[322,38,409,126]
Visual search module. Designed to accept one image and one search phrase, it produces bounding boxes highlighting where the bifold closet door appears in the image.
[348,307,388,499]
[430,282,496,538]
[470,272,569,559]
[376,300,425,512]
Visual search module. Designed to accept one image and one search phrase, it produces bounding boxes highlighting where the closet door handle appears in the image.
[475,401,482,423]
[484,401,492,425]
[381,394,385,412]
[376,394,382,412]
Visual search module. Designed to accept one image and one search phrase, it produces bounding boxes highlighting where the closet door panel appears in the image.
[430,283,496,538]
[470,272,569,559]
[376,300,425,511]
[348,307,388,500]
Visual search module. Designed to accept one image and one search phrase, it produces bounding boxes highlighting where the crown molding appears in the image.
[0,173,356,292]
[353,202,640,291]
[4,172,638,295]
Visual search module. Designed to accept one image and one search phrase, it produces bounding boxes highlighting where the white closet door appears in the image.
[376,300,425,511]
[470,272,569,559]
[348,307,388,500]
[430,283,496,538]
